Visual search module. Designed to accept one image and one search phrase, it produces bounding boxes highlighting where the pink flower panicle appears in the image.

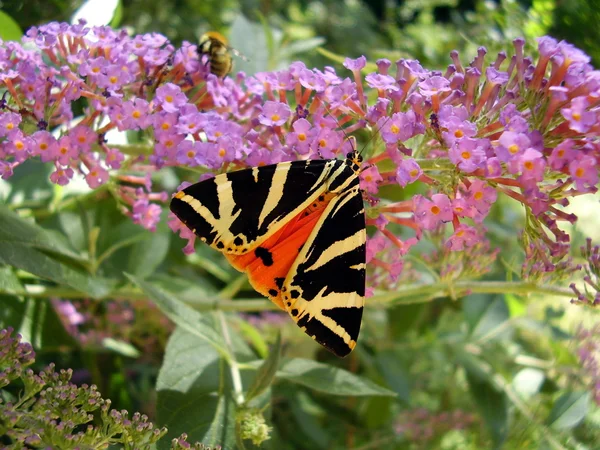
[0,23,598,286]
[394,408,477,443]
[570,239,600,307]
[576,325,600,405]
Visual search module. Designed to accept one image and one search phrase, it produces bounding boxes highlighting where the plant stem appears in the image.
[217,311,245,405]
[0,280,574,311]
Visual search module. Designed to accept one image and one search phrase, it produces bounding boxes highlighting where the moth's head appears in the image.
[345,151,363,173]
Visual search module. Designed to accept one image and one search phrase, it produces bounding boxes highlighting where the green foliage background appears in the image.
[0,0,599,449]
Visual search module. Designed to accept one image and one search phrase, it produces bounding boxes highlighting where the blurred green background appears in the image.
[2,0,599,73]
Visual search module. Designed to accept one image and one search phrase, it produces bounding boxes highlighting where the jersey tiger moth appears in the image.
[170,151,366,357]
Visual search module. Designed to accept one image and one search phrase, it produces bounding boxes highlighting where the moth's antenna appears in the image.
[322,104,390,159]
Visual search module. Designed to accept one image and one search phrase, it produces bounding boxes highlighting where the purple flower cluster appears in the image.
[394,408,477,442]
[570,238,600,307]
[0,327,35,387]
[0,21,598,289]
[576,325,600,405]
[0,328,168,447]
[52,297,172,359]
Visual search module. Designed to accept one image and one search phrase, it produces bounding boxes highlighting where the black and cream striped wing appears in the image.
[170,159,345,255]
[281,177,366,357]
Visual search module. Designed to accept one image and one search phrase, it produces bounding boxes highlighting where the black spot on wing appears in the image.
[296,314,352,357]
[255,247,273,266]
[275,277,285,289]
[290,185,366,301]
[321,306,363,343]
[268,289,278,297]
[170,196,218,245]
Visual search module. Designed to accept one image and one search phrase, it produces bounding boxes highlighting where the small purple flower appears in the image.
[569,155,598,191]
[50,165,74,185]
[446,225,480,251]
[258,101,291,127]
[441,116,477,146]
[31,130,58,162]
[512,148,546,183]
[132,197,162,231]
[561,96,596,133]
[360,165,383,194]
[285,118,313,155]
[176,140,205,166]
[343,56,367,71]
[365,73,398,91]
[396,158,422,187]
[465,180,497,222]
[449,137,487,173]
[155,83,188,113]
[0,112,22,137]
[168,212,197,255]
[485,67,509,86]
[70,125,97,152]
[121,98,151,130]
[4,130,33,162]
[313,128,342,159]
[496,131,530,162]
[366,234,388,263]
[548,140,577,170]
[105,148,125,169]
[418,76,451,96]
[484,157,502,178]
[85,163,110,188]
[379,111,422,144]
[55,136,78,165]
[414,194,453,230]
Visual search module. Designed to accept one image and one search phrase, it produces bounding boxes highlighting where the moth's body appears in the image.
[170,152,366,357]
[198,31,233,78]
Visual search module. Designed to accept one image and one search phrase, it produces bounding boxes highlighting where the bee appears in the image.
[198,31,233,78]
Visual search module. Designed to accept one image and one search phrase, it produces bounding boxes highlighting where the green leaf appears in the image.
[463,294,511,341]
[230,15,269,75]
[279,37,326,58]
[0,296,75,350]
[156,327,236,450]
[245,333,281,404]
[387,303,428,339]
[0,294,31,333]
[0,265,21,292]
[126,274,229,357]
[505,293,526,317]
[277,358,396,397]
[373,350,411,403]
[0,203,84,262]
[288,391,330,449]
[126,231,169,278]
[0,242,114,298]
[235,318,268,358]
[465,370,508,449]
[0,10,23,41]
[102,337,140,358]
[547,391,590,430]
